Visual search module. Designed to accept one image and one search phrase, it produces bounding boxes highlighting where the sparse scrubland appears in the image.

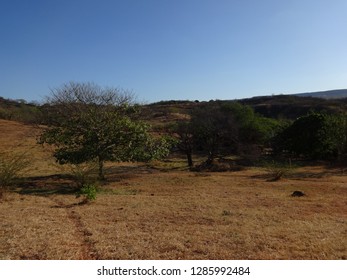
[0,88,347,260]
[0,119,346,260]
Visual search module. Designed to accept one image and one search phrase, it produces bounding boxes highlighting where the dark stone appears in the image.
[291,191,305,197]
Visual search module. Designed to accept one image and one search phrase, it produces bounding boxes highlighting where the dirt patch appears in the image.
[50,197,100,260]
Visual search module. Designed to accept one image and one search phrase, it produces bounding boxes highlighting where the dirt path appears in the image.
[50,197,100,260]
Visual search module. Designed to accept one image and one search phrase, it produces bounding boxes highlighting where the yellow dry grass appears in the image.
[0,120,58,175]
[0,120,346,259]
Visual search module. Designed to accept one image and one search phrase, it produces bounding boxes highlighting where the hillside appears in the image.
[0,119,57,176]
[239,94,347,119]
[0,97,40,123]
[147,95,347,121]
[294,89,347,99]
[1,119,346,260]
[1,92,347,126]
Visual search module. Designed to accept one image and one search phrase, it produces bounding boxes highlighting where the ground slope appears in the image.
[0,120,346,259]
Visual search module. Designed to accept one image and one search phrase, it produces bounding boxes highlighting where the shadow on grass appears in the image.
[252,166,346,181]
[11,174,78,196]
[288,169,347,180]
[107,164,153,174]
[50,199,89,209]
[105,159,190,176]
[10,165,150,197]
[103,164,159,182]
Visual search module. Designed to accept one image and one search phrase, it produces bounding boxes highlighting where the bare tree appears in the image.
[171,121,194,167]
[191,105,239,165]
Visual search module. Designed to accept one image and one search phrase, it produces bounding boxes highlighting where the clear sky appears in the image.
[1,0,346,103]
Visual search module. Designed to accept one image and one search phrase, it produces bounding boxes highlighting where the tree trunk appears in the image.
[98,157,105,180]
[206,152,215,166]
[186,150,193,167]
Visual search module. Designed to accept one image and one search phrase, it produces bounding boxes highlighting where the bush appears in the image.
[68,161,99,188]
[55,160,99,188]
[273,112,346,160]
[262,160,293,181]
[54,161,100,203]
[78,184,98,203]
[0,151,30,189]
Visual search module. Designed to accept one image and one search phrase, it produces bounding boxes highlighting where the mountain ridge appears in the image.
[292,89,347,99]
[1,88,347,123]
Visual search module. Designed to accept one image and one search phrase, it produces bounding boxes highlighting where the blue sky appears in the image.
[1,0,346,103]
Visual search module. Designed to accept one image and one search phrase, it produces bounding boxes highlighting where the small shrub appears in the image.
[0,151,30,191]
[263,160,293,181]
[57,161,99,188]
[78,184,98,203]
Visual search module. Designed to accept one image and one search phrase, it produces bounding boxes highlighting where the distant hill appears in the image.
[1,89,347,125]
[239,94,347,119]
[0,96,40,123]
[293,89,347,99]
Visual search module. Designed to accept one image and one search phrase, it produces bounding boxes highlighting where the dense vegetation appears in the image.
[0,97,41,123]
[1,90,347,172]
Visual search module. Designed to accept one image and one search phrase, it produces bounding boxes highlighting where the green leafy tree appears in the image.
[273,112,346,160]
[39,82,170,180]
[221,102,281,146]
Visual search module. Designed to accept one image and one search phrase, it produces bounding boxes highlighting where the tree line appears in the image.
[3,82,347,180]
[38,83,347,174]
[170,102,347,168]
[2,82,347,201]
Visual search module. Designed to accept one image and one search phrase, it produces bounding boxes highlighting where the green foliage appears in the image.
[39,82,171,179]
[0,97,41,123]
[222,102,282,145]
[240,94,347,119]
[273,112,347,159]
[140,135,175,161]
[188,102,282,164]
[79,184,97,202]
[318,114,347,159]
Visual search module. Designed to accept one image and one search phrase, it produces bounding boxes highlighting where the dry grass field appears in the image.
[0,119,346,260]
